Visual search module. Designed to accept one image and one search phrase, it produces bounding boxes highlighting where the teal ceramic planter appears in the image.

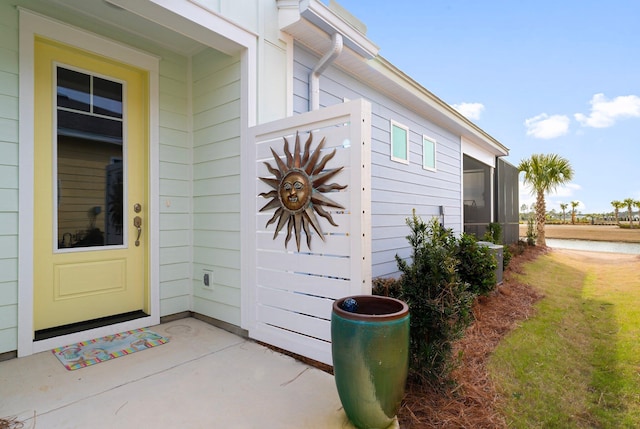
[332,295,409,429]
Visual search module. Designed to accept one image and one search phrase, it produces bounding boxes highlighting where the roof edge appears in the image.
[373,55,509,155]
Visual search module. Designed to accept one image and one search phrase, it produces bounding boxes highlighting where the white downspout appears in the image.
[309,32,343,111]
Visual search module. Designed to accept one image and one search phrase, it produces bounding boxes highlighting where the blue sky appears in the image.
[332,0,640,214]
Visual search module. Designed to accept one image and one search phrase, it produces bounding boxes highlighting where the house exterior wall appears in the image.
[0,0,249,354]
[191,48,242,326]
[0,1,19,354]
[293,45,462,279]
[0,0,509,356]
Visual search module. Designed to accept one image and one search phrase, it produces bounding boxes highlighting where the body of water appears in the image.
[546,238,640,255]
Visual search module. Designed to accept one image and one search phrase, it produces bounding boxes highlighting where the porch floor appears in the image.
[0,317,364,428]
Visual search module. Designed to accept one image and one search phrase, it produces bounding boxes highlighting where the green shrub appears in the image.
[372,212,503,384]
[394,213,475,384]
[483,222,502,244]
[510,240,527,257]
[526,216,537,245]
[457,233,497,296]
[503,245,512,269]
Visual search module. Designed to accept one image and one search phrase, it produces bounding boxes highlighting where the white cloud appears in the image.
[452,102,485,120]
[519,181,582,212]
[574,93,640,128]
[552,183,582,198]
[524,113,570,139]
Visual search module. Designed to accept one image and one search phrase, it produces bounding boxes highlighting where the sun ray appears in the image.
[294,213,303,250]
[301,133,313,166]
[270,147,288,174]
[285,217,294,248]
[311,191,345,209]
[266,207,284,227]
[273,209,291,238]
[313,204,340,227]
[293,133,302,168]
[302,213,313,249]
[259,177,280,190]
[305,207,325,238]
[316,183,348,192]
[259,197,281,212]
[263,162,282,180]
[283,136,293,168]
[312,167,345,187]
[304,137,326,175]
[258,190,278,199]
[312,149,337,175]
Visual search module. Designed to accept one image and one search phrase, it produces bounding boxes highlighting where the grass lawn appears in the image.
[489,250,640,428]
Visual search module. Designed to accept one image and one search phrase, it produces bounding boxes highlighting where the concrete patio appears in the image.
[0,317,363,428]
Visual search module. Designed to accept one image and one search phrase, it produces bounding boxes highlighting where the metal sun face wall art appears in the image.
[259,132,347,251]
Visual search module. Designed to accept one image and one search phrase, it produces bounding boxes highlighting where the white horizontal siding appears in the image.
[0,0,18,354]
[158,53,192,316]
[294,45,462,279]
[191,48,242,327]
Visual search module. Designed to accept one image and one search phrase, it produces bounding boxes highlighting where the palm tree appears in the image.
[518,154,574,246]
[559,203,568,224]
[570,201,579,224]
[624,198,635,228]
[611,200,624,224]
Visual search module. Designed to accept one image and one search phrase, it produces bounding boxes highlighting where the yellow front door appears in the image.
[33,37,149,333]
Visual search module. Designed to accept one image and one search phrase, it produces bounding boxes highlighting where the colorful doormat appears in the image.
[51,328,169,371]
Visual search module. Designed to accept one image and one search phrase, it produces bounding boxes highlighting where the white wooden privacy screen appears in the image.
[242,99,372,365]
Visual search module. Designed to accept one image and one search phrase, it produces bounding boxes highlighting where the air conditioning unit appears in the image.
[477,241,504,285]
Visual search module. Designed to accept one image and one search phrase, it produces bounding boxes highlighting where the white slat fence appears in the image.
[242,99,372,365]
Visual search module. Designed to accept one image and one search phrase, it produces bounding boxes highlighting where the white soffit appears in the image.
[44,0,208,55]
[463,137,496,168]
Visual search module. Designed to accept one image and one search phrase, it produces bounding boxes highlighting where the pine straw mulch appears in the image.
[0,416,24,429]
[397,244,548,428]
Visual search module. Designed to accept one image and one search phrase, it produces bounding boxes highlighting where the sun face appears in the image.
[259,132,347,251]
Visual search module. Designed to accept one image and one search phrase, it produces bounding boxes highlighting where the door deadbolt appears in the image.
[134,203,142,213]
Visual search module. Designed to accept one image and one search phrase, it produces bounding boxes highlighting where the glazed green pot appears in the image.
[331,295,409,429]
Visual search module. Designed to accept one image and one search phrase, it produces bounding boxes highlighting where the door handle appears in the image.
[133,216,142,247]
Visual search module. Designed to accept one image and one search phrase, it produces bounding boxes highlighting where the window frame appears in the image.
[422,134,437,171]
[390,120,410,165]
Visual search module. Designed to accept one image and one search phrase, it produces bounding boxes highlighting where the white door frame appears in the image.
[18,10,161,356]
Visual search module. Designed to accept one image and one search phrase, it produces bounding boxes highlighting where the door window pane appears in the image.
[57,68,90,112]
[56,66,124,249]
[93,76,123,118]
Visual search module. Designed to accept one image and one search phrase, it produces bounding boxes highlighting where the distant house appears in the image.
[1,0,515,365]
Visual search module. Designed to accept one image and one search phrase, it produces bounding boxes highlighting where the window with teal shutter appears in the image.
[390,121,409,164]
[422,135,436,171]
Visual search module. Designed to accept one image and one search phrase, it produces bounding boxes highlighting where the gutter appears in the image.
[309,32,343,111]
